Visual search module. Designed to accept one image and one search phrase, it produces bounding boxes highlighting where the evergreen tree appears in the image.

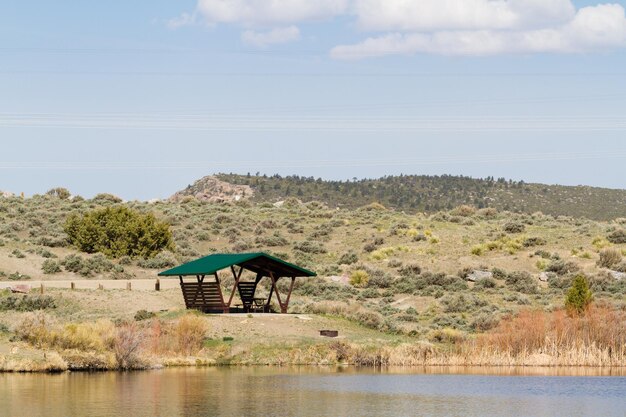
[565,275,593,315]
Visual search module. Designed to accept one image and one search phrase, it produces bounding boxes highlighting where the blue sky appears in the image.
[1,0,626,200]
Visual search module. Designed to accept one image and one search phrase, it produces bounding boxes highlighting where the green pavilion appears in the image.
[159,252,316,314]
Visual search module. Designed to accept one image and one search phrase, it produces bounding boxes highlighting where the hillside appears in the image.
[205,174,626,221]
[1,188,625,370]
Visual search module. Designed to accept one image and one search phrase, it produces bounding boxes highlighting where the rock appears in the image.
[539,272,550,282]
[327,275,350,285]
[609,270,626,281]
[466,270,493,282]
[1,191,14,198]
[169,176,253,203]
[10,285,31,294]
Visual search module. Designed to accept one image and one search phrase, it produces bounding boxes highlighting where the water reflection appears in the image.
[1,367,625,417]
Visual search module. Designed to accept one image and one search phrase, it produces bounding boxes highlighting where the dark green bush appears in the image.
[64,206,173,258]
[565,275,593,315]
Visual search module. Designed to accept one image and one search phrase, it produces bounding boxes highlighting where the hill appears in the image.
[199,173,626,221]
[1,187,625,369]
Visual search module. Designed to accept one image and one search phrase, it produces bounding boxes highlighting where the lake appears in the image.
[1,367,625,417]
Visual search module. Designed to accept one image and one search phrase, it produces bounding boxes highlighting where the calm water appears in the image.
[1,367,625,417]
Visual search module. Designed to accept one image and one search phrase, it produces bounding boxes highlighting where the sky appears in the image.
[1,0,626,200]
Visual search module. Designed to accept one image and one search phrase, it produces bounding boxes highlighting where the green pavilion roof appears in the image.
[158,252,316,278]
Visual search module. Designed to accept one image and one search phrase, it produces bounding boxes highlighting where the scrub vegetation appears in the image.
[0,175,625,371]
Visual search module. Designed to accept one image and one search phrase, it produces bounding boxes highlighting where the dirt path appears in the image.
[0,279,179,291]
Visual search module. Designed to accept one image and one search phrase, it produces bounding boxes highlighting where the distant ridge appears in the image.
[173,173,626,221]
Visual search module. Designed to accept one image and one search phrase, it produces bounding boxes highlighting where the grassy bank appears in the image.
[1,294,624,372]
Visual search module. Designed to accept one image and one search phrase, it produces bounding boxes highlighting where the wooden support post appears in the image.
[196,275,206,309]
[98,283,103,290]
[269,272,289,314]
[155,279,160,291]
[284,277,296,309]
[226,266,244,308]
[126,282,131,291]
[214,272,228,313]
[40,283,44,294]
[70,282,75,290]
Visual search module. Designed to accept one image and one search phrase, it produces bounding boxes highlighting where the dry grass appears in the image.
[458,304,626,366]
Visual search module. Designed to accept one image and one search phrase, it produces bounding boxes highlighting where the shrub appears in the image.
[398,263,421,277]
[546,259,580,276]
[46,187,71,200]
[505,271,537,294]
[337,251,358,265]
[474,277,497,289]
[491,268,507,280]
[565,275,593,316]
[65,206,173,258]
[176,314,209,356]
[137,251,177,269]
[11,249,25,258]
[61,254,114,277]
[440,293,487,313]
[92,193,122,203]
[471,313,500,331]
[597,249,622,269]
[607,229,626,244]
[0,295,56,311]
[349,270,369,288]
[503,222,525,233]
[293,240,326,254]
[134,310,156,321]
[450,205,476,217]
[523,237,546,247]
[41,259,62,274]
[8,271,31,280]
[470,245,485,256]
[113,322,145,369]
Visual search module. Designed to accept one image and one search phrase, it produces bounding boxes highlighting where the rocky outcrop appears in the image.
[466,270,493,282]
[169,176,253,203]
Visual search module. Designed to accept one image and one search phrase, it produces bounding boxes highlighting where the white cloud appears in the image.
[331,4,626,58]
[241,26,301,47]
[353,0,576,31]
[173,0,626,56]
[167,12,197,30]
[197,0,349,26]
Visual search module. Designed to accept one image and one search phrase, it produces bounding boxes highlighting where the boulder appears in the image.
[609,270,626,281]
[10,285,31,294]
[466,270,493,282]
